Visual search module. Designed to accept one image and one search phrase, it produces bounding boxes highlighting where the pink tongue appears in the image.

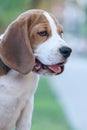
[48,65,61,74]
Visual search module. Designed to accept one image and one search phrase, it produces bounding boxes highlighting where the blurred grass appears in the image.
[0,0,30,31]
[13,77,72,130]
[31,77,72,130]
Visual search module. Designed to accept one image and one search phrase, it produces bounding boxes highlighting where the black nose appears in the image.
[59,46,72,58]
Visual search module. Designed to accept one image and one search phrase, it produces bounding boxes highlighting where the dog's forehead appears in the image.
[43,11,63,35]
[18,10,61,32]
[43,12,57,33]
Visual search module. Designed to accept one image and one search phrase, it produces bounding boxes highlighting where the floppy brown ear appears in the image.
[0,20,35,74]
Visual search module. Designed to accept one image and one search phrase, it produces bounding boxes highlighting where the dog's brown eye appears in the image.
[37,31,48,37]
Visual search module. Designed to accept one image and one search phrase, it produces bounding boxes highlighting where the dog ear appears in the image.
[0,19,35,74]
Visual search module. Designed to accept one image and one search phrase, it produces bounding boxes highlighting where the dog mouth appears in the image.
[33,59,65,75]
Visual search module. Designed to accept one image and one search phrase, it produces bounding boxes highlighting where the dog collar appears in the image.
[0,59,11,76]
[0,35,11,76]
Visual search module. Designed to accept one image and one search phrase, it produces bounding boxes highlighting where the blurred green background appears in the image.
[0,0,55,31]
[0,0,87,130]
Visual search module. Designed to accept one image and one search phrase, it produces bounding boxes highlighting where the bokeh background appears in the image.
[0,0,87,130]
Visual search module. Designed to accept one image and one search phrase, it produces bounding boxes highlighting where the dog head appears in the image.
[0,9,72,75]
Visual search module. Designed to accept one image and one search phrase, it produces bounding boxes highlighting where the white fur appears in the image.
[34,12,68,65]
[0,70,39,130]
[0,34,4,41]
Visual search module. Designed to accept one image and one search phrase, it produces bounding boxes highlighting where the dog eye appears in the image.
[37,31,48,37]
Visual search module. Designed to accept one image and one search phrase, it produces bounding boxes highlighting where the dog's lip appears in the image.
[33,59,66,75]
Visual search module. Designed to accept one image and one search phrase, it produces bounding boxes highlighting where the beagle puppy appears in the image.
[0,9,72,130]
